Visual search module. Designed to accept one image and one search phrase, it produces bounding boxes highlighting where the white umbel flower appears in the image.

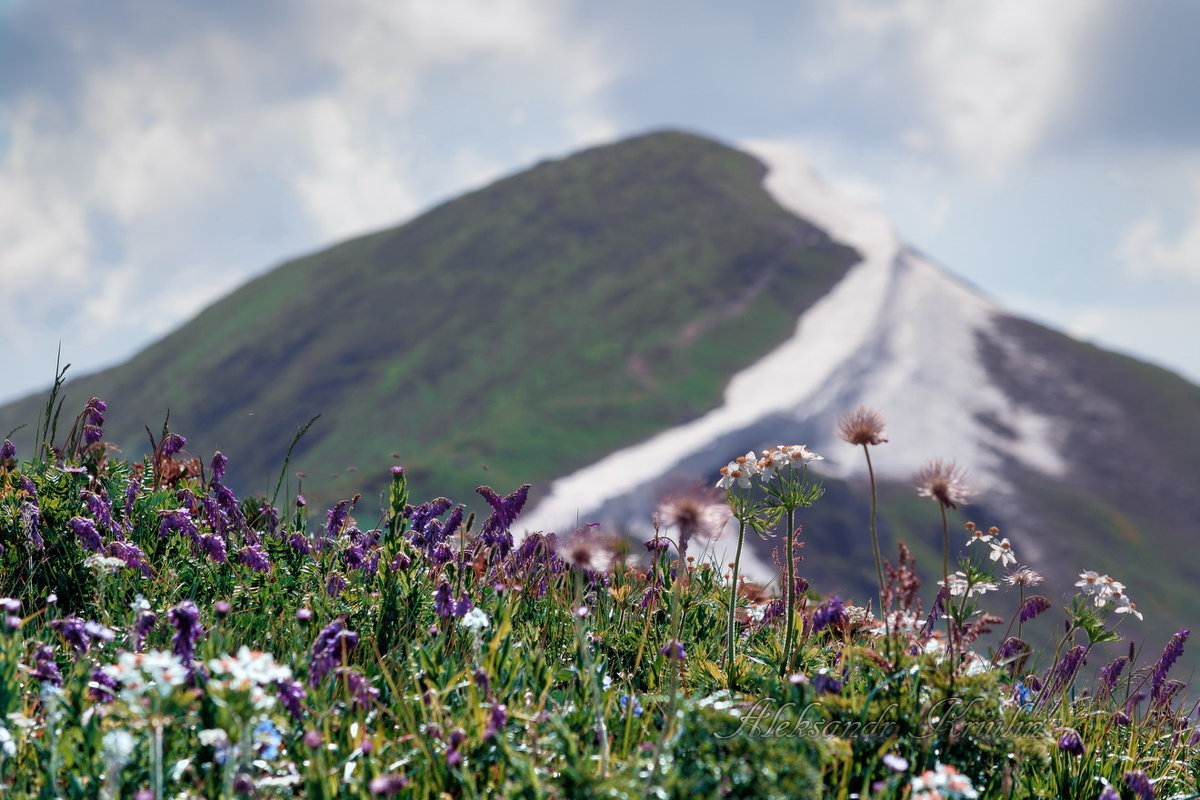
[460,607,491,631]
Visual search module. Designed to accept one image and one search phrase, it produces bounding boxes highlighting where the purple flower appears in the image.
[238,544,271,573]
[475,484,530,557]
[210,451,228,484]
[0,439,15,460]
[32,644,63,686]
[454,592,474,618]
[108,540,151,575]
[1099,656,1129,696]
[1123,770,1155,800]
[433,582,455,617]
[68,516,104,552]
[276,678,306,721]
[485,703,507,739]
[212,484,245,531]
[341,668,379,711]
[1018,595,1051,623]
[83,425,103,445]
[430,544,454,567]
[326,573,346,598]
[308,620,359,686]
[81,489,117,533]
[296,608,313,622]
[369,774,410,796]
[1151,629,1189,701]
[19,475,37,499]
[122,478,140,533]
[21,500,43,549]
[213,601,232,616]
[644,536,671,553]
[390,551,412,571]
[157,510,196,542]
[406,497,453,540]
[1098,786,1120,800]
[260,503,280,537]
[1057,728,1085,756]
[52,616,93,653]
[994,637,1028,663]
[446,729,466,767]
[160,432,187,457]
[812,672,842,695]
[168,600,205,667]
[295,494,306,507]
[196,534,228,564]
[882,753,908,772]
[89,666,120,703]
[83,397,107,426]
[659,639,687,662]
[343,544,367,570]
[812,595,846,633]
[133,610,157,651]
[325,498,354,539]
[288,532,313,555]
[1041,645,1087,704]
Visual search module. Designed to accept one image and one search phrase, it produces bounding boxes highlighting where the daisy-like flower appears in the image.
[836,407,888,446]
[914,460,972,509]
[716,452,760,489]
[939,572,971,597]
[782,444,823,464]
[1114,597,1144,621]
[1100,575,1126,595]
[938,572,997,598]
[1075,571,1103,595]
[460,607,491,631]
[910,762,979,799]
[988,538,1016,567]
[102,650,189,706]
[965,528,995,547]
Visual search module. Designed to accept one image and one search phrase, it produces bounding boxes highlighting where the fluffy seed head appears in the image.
[836,407,888,446]
[914,459,972,509]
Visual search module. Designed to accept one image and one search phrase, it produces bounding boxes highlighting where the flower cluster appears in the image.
[715,444,823,490]
[101,650,189,707]
[207,646,294,710]
[1075,571,1143,619]
[909,762,979,799]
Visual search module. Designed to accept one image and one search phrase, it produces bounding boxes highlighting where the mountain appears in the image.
[0,130,856,513]
[3,129,1198,653]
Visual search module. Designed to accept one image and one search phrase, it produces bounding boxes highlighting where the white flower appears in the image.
[939,572,970,597]
[783,444,823,464]
[130,595,152,613]
[715,458,755,490]
[103,650,188,705]
[198,728,228,747]
[83,554,128,576]
[911,762,979,799]
[1114,597,1144,620]
[965,529,994,546]
[101,729,137,768]
[460,607,491,631]
[0,724,15,758]
[938,572,996,597]
[1075,571,1102,594]
[988,538,1016,566]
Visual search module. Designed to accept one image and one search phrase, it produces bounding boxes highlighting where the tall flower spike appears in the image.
[837,407,888,446]
[914,459,972,510]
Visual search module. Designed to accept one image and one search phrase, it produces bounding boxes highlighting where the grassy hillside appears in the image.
[0,130,856,515]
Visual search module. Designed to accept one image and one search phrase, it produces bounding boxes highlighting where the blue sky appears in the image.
[2,0,1198,402]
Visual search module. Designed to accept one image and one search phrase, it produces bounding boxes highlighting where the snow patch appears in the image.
[519,145,1067,571]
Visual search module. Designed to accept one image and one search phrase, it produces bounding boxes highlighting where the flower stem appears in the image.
[862,445,887,635]
[726,515,747,690]
[781,506,797,675]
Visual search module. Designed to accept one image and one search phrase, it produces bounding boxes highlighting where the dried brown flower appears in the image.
[656,486,731,561]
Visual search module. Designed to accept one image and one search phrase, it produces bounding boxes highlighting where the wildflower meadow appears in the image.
[0,390,1197,799]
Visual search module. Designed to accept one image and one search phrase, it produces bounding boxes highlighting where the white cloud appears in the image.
[1117,181,1200,282]
[0,0,615,400]
[830,0,1111,177]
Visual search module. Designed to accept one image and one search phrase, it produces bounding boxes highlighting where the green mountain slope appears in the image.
[1,130,856,514]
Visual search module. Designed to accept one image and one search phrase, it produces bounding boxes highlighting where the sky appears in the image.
[2,0,1199,403]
